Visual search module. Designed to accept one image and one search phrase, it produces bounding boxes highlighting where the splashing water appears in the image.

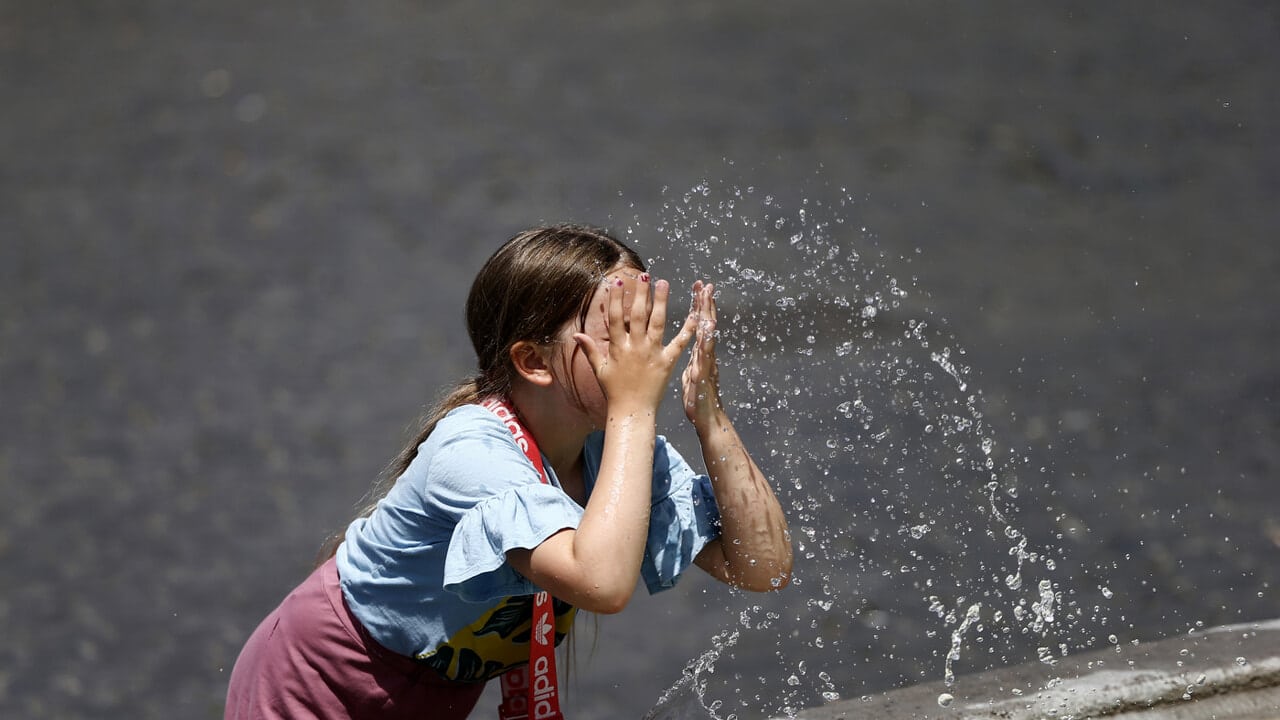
[944,603,983,687]
[631,179,1103,719]
[643,629,742,720]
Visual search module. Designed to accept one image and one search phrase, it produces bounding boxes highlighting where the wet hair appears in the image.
[319,224,644,561]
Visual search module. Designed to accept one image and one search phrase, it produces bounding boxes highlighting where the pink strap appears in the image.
[481,398,565,720]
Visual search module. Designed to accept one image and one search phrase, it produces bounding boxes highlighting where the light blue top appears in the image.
[336,405,721,681]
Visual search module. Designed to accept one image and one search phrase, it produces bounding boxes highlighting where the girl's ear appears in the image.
[509,340,555,387]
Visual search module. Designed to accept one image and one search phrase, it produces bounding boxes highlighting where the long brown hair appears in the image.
[318,224,645,562]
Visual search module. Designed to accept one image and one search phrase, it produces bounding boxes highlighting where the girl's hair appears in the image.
[318,224,645,562]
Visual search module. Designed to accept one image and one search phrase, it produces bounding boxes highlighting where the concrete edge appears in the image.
[790,618,1280,719]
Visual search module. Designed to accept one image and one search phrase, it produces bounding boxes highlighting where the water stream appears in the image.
[631,179,1113,719]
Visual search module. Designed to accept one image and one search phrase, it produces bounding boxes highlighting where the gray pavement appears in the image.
[1,2,1277,719]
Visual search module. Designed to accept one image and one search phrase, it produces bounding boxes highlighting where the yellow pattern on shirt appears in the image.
[417,595,577,683]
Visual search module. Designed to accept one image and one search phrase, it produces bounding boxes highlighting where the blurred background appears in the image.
[1,1,1276,718]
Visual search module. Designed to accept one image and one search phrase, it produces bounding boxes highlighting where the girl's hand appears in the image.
[575,274,697,416]
[681,281,723,427]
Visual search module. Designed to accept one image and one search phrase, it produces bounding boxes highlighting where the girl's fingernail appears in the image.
[639,273,650,283]
[615,278,624,287]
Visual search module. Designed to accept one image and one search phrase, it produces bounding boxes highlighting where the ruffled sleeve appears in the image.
[442,480,583,603]
[583,433,722,594]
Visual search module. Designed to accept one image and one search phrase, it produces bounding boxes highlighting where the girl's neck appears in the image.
[507,383,591,491]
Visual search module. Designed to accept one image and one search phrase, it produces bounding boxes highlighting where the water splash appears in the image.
[643,629,742,720]
[634,178,1102,719]
[944,603,983,686]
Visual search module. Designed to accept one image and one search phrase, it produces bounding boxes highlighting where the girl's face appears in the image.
[551,266,647,430]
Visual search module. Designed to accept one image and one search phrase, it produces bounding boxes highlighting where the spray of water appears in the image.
[627,178,1109,719]
[644,629,743,720]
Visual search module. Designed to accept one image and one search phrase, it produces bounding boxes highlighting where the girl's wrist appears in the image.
[686,385,725,426]
[606,400,661,427]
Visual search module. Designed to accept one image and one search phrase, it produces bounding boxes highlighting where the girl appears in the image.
[225,224,792,719]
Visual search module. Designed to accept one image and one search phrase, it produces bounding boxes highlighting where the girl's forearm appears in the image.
[696,410,793,590]
[568,409,657,609]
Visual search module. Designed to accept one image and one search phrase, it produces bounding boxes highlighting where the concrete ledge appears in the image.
[792,619,1280,720]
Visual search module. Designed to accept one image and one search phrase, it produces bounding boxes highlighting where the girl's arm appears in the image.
[508,274,697,614]
[685,282,794,591]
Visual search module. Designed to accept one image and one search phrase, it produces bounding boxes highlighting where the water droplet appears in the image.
[937,693,954,708]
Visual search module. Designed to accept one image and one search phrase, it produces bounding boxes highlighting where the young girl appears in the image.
[225,224,793,719]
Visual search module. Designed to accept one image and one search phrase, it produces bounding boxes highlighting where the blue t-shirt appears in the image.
[336,405,721,682]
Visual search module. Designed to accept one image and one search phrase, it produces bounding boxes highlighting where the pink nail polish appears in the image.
[640,273,650,283]
[615,278,624,287]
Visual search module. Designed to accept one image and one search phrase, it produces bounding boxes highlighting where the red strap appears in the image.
[482,398,565,720]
